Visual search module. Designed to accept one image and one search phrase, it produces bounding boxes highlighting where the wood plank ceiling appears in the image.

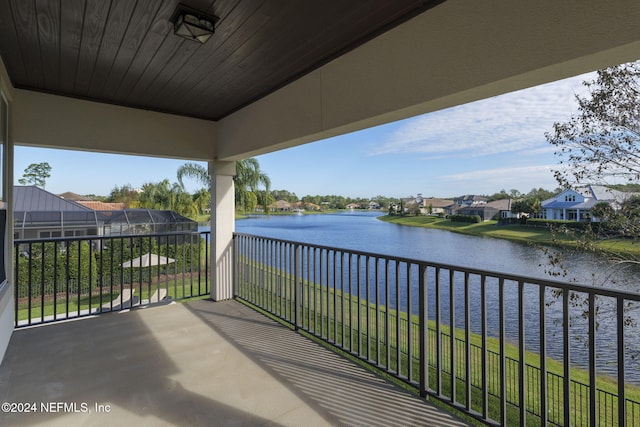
[0,0,444,121]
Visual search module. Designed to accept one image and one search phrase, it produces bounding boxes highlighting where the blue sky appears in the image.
[15,71,592,199]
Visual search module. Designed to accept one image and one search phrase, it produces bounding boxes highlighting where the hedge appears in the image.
[448,214,482,223]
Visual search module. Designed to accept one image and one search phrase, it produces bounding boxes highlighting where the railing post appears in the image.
[449,269,456,404]
[481,275,488,420]
[539,285,548,426]
[418,264,427,398]
[563,289,571,427]
[518,280,526,427]
[588,292,597,426]
[618,297,627,427]
[435,266,441,396]
[294,243,300,330]
[464,272,471,412]
[232,234,238,298]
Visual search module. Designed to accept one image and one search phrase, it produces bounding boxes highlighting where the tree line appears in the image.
[101,159,272,219]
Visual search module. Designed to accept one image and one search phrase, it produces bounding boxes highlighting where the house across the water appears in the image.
[541,185,637,222]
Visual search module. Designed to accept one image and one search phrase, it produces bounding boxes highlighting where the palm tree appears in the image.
[138,180,172,210]
[193,188,211,216]
[177,163,210,190]
[138,179,198,218]
[234,158,271,213]
[177,159,272,213]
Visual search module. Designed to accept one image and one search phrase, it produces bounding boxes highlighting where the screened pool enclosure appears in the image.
[14,209,197,240]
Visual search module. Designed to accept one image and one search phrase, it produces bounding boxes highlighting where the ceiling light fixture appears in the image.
[172,4,218,44]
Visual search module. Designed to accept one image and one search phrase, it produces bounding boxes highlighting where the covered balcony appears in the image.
[1,297,468,426]
[1,1,640,426]
[3,231,640,426]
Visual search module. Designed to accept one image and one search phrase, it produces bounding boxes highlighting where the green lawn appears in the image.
[236,259,640,427]
[379,215,640,256]
[16,241,212,323]
[16,275,210,322]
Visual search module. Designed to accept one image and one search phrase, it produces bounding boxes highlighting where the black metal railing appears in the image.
[14,231,210,327]
[233,233,640,427]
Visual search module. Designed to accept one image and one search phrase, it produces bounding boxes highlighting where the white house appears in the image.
[541,185,636,222]
[421,198,454,215]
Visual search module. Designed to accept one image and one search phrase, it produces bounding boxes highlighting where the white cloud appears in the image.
[429,164,563,195]
[370,73,593,159]
[442,165,555,182]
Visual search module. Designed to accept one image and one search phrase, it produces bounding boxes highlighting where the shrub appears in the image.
[448,214,482,223]
[16,241,98,297]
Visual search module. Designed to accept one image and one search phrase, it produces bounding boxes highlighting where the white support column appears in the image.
[209,161,236,301]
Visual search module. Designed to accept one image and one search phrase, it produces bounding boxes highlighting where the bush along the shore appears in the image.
[448,214,482,223]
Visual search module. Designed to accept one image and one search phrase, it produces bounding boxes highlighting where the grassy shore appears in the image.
[378,215,640,256]
[238,275,640,427]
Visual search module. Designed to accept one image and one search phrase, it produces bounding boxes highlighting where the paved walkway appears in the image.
[0,299,470,426]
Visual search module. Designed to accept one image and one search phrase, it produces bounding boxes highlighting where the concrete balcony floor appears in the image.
[0,299,469,426]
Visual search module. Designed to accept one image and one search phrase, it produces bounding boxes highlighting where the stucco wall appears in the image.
[12,90,217,161]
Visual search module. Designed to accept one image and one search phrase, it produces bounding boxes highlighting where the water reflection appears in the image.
[236,212,640,383]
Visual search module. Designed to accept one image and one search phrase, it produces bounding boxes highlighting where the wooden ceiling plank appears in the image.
[111,0,175,102]
[188,1,360,115]
[98,0,163,98]
[205,3,348,105]
[35,0,61,90]
[9,0,44,88]
[86,0,137,98]
[128,0,222,103]
[59,0,85,93]
[124,35,186,103]
[131,38,201,103]
[216,2,425,110]
[142,0,240,106]
[196,1,426,116]
[0,0,444,121]
[196,0,440,118]
[74,0,112,94]
[150,0,264,112]
[121,1,227,103]
[0,0,28,84]
[165,0,289,116]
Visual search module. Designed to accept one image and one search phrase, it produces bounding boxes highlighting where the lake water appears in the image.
[232,211,640,383]
[236,211,640,286]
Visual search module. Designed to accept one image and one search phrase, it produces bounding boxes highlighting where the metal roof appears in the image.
[577,185,636,203]
[13,185,92,212]
[541,200,597,210]
[12,187,197,233]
